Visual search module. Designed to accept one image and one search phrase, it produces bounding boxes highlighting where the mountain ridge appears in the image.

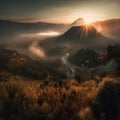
[0,48,64,80]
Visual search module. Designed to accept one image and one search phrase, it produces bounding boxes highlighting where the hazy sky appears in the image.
[0,0,120,23]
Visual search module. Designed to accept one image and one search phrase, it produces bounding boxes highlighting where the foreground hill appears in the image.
[0,72,120,120]
[98,44,120,76]
[0,48,64,79]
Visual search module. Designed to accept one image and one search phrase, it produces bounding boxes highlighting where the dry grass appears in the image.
[0,72,120,120]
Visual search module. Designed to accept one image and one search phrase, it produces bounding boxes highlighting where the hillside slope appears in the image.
[0,48,64,79]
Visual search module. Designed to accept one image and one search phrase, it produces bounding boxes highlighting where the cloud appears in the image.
[29,41,45,58]
[37,32,60,36]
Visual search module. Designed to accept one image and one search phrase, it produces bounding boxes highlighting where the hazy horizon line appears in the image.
[0,17,120,24]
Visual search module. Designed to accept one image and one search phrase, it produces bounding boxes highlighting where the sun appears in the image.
[83,14,97,24]
[72,17,95,26]
[84,18,93,25]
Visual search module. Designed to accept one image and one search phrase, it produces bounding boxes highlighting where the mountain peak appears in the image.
[61,25,97,41]
[72,18,86,26]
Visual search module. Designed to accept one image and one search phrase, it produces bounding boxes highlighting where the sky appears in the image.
[0,0,120,23]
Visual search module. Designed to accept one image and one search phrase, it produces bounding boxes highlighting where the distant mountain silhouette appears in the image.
[72,18,86,26]
[60,25,98,42]
[0,18,119,40]
[0,19,68,39]
[46,21,110,53]
[58,18,109,44]
[40,19,110,56]
[93,18,120,39]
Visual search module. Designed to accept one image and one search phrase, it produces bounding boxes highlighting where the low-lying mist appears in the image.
[0,18,120,65]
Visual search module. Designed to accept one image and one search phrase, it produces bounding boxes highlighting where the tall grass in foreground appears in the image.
[0,72,120,120]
